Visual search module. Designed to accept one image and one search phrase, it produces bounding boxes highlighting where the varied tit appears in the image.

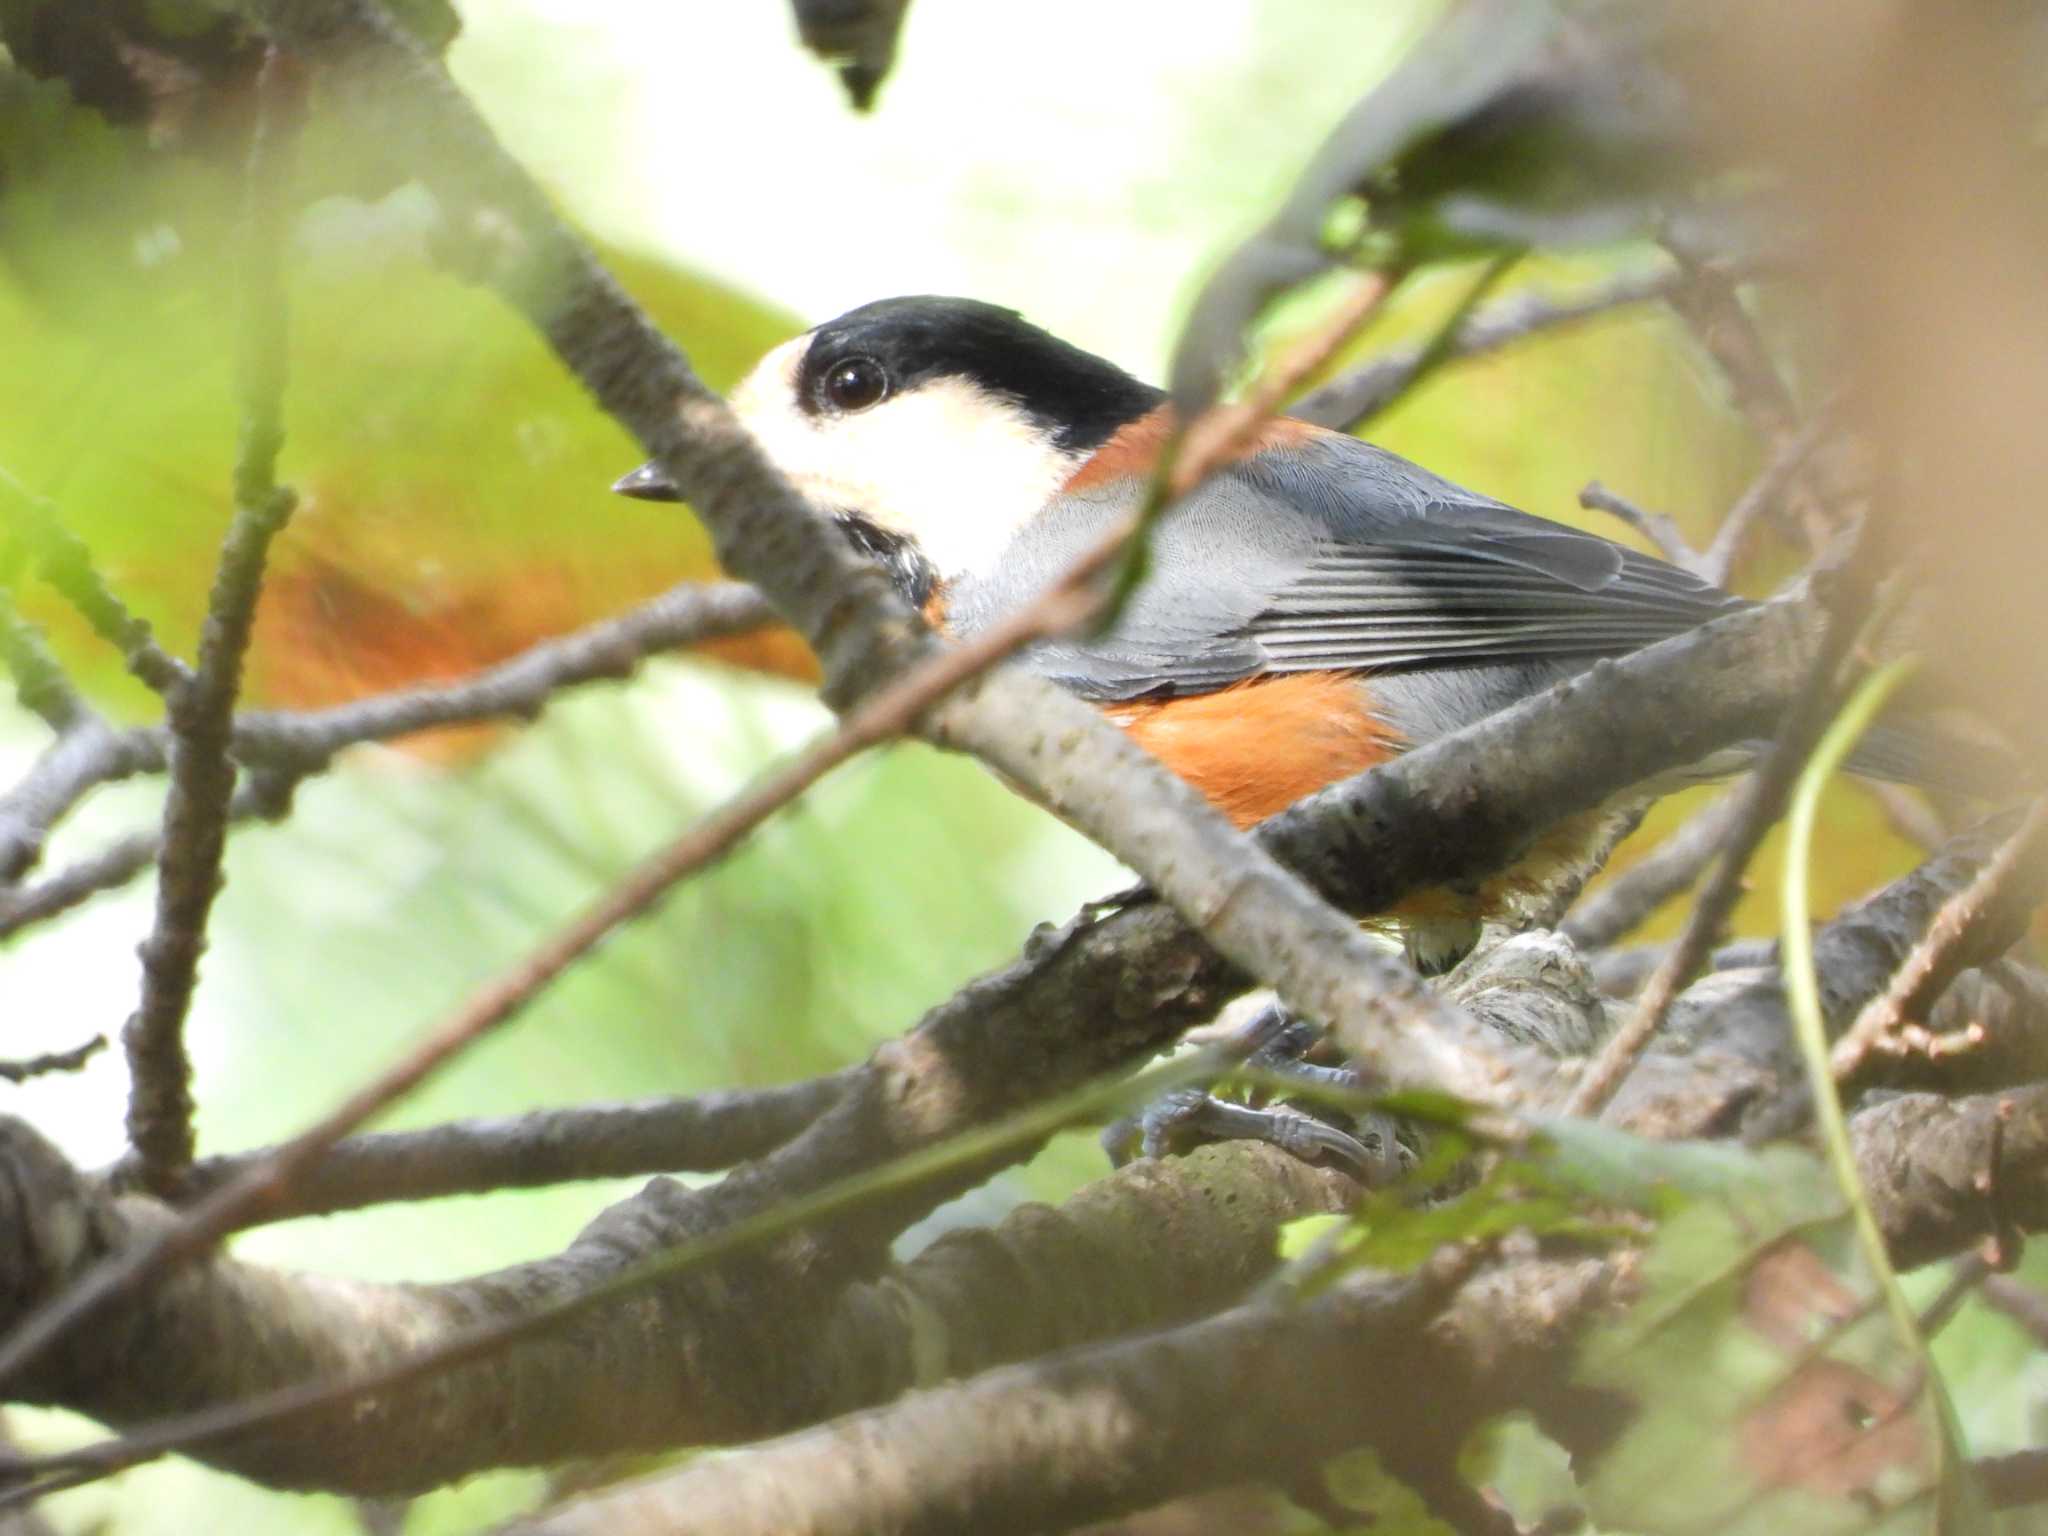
[614,296,1925,971]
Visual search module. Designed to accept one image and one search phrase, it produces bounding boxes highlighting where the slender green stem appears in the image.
[1780,655,1977,1519]
[1780,658,1916,1335]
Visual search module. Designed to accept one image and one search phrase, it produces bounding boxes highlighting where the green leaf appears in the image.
[1321,1445,1456,1532]
[1575,1142,1957,1534]
[1277,1212,1348,1263]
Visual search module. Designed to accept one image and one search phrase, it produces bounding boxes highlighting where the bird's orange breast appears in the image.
[1105,671,1401,829]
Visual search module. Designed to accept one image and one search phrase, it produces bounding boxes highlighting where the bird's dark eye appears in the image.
[821,356,888,413]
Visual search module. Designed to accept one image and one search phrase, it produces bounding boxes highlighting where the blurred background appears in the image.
[0,1,2002,1529]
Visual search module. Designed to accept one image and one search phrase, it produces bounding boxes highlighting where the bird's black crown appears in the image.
[796,296,1164,455]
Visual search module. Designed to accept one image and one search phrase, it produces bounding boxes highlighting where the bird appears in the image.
[611,295,1940,974]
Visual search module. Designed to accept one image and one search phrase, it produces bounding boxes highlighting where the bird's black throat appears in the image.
[834,511,939,612]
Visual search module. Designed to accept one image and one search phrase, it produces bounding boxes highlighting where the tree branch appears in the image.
[1560,783,1749,951]
[0,1123,1352,1495]
[0,600,87,739]
[1567,567,1872,1118]
[1290,265,1686,432]
[0,768,300,942]
[224,581,776,768]
[0,581,776,943]
[0,1038,107,1087]
[149,1073,855,1223]
[497,1247,1604,1536]
[1830,799,2048,1082]
[123,50,304,1193]
[0,471,192,699]
[0,718,158,888]
[0,800,2035,1501]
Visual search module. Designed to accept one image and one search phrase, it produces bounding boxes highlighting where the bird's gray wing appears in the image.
[947,427,1746,703]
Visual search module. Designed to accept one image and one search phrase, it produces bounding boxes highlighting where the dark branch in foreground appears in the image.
[501,1246,1554,1536]
[0,1126,1354,1495]
[1979,1448,2048,1511]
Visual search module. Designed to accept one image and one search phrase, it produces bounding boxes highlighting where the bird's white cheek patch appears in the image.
[730,348,1081,582]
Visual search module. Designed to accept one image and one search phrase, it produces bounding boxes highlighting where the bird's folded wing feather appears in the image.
[978,428,1746,702]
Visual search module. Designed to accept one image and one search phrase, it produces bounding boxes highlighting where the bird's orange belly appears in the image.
[1104,671,1399,829]
[1104,672,1615,943]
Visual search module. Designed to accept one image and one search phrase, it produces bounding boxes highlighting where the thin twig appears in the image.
[1831,799,2048,1082]
[0,721,154,886]
[1661,228,1800,444]
[1866,780,1948,853]
[225,580,775,769]
[0,580,776,941]
[145,1071,854,1224]
[1568,578,1873,1117]
[1980,1274,2048,1347]
[1700,408,1839,588]
[1291,264,1685,432]
[0,471,191,698]
[123,50,305,1193]
[1577,481,1707,575]
[0,600,86,736]
[0,1036,106,1086]
[0,769,299,942]
[1915,1251,1991,1339]
[0,1417,55,1536]
[1660,226,1842,555]
[1561,784,1750,951]
[1170,270,1402,498]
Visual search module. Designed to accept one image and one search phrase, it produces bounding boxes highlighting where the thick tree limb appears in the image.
[1851,1086,2048,1273]
[499,1249,1609,1536]
[0,806,2035,1500]
[1613,817,2044,1140]
[507,1062,2048,1536]
[0,1124,1351,1494]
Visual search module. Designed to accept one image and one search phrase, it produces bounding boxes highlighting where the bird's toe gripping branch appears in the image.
[1100,1001,1420,1185]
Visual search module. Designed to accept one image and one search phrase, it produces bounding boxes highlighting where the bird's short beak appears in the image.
[611,460,683,502]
